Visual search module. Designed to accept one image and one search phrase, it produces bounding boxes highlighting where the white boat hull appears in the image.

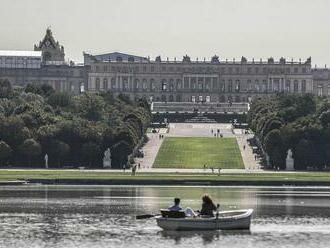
[156,209,253,231]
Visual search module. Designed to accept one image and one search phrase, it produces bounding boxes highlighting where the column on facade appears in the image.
[188,77,191,90]
[268,78,272,92]
[128,76,132,91]
[89,77,93,91]
[119,75,123,90]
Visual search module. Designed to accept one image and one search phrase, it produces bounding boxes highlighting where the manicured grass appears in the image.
[153,137,244,169]
[1,170,330,183]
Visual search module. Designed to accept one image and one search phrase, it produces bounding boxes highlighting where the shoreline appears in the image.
[3,178,330,187]
[2,169,330,187]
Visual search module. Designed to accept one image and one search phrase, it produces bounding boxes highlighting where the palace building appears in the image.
[86,54,314,103]
[1,28,330,103]
[0,29,87,94]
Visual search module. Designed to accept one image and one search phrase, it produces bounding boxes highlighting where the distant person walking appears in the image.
[132,164,137,176]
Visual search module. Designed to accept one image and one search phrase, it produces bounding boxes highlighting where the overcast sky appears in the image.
[1,0,330,66]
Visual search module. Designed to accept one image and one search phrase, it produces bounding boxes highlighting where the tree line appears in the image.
[0,79,151,168]
[248,93,330,170]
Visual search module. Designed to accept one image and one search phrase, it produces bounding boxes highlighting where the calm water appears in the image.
[1,185,330,248]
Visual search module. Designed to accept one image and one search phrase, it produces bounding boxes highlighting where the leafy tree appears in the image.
[47,92,72,108]
[19,139,42,166]
[81,142,101,167]
[74,93,105,121]
[0,89,151,168]
[48,140,70,167]
[0,116,30,148]
[264,129,286,169]
[320,110,330,127]
[0,141,12,165]
[111,140,131,168]
[25,83,54,97]
[0,79,13,98]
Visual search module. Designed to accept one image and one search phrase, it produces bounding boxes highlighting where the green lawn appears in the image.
[153,137,244,169]
[1,170,330,184]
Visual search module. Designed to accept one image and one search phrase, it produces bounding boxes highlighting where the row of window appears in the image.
[0,68,84,77]
[94,64,310,74]
[93,77,308,93]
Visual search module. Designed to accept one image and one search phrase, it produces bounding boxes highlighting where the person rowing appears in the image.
[168,198,183,211]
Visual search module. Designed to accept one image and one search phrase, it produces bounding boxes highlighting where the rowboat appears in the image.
[156,209,253,231]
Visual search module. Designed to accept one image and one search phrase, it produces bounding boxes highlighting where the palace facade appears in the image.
[0,29,87,94]
[1,28,330,102]
[86,54,314,103]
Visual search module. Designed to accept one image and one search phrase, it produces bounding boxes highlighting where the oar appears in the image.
[136,214,160,219]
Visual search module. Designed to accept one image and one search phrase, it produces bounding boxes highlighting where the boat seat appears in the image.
[160,209,186,218]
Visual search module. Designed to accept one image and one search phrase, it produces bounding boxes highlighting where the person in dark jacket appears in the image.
[200,194,217,217]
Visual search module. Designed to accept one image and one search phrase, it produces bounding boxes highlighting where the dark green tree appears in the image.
[0,79,12,98]
[19,139,42,166]
[0,141,12,166]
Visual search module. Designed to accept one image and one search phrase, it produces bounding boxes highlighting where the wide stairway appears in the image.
[152,102,249,113]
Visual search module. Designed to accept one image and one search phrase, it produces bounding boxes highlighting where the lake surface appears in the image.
[1,185,330,248]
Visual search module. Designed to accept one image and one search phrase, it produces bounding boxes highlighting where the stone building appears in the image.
[86,54,314,103]
[34,28,65,65]
[312,68,330,97]
[0,29,87,94]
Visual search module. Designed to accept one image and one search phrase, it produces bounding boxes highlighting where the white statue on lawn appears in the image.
[103,148,112,169]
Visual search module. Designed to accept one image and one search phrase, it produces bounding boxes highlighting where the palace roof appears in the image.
[0,50,42,58]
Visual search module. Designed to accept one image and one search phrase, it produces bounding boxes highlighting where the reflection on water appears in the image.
[1,186,330,247]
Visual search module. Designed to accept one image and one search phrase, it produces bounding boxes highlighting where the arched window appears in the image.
[95,78,100,91]
[228,80,233,92]
[285,80,290,92]
[176,79,182,89]
[134,79,139,90]
[198,78,203,89]
[169,79,174,91]
[247,80,252,92]
[294,80,299,93]
[111,78,116,89]
[103,78,108,91]
[150,79,155,91]
[191,78,196,89]
[255,80,259,92]
[235,80,240,92]
[176,94,182,102]
[263,80,267,92]
[318,85,323,96]
[161,79,167,91]
[301,80,306,93]
[123,77,129,91]
[220,80,225,92]
[161,95,166,102]
[169,95,174,102]
[142,79,147,89]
